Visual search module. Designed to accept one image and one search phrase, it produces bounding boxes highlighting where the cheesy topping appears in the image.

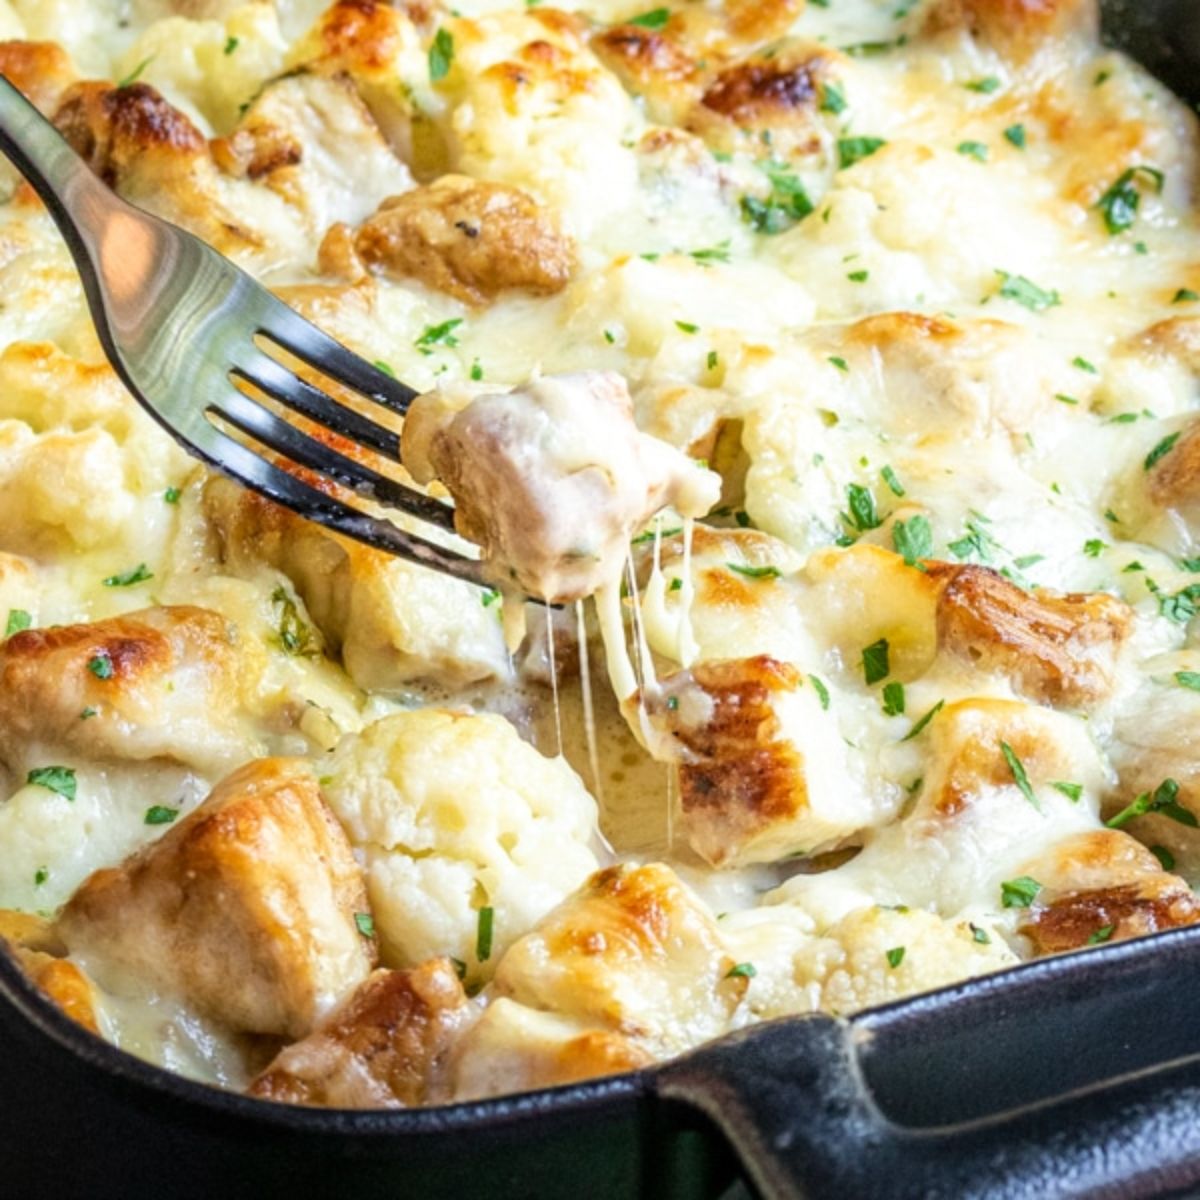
[0,0,1198,1109]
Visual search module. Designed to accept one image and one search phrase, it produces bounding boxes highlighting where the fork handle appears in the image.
[0,74,135,330]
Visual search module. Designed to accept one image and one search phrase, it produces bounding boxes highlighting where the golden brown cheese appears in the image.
[248,960,469,1108]
[58,758,375,1039]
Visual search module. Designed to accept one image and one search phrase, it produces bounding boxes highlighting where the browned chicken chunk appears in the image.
[933,563,1132,706]
[0,606,258,775]
[338,175,574,306]
[58,758,376,1040]
[248,960,470,1108]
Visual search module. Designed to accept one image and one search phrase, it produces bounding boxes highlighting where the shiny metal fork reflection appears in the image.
[0,74,484,587]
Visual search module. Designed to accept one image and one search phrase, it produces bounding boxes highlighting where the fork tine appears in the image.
[210,385,457,531]
[256,300,418,415]
[232,351,401,459]
[195,423,488,585]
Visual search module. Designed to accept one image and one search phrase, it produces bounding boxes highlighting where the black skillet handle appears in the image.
[656,925,1200,1199]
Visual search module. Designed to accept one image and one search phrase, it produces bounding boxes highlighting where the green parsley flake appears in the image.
[847,269,870,282]
[271,587,318,657]
[1174,289,1200,304]
[845,483,879,531]
[117,56,155,88]
[1004,124,1027,149]
[373,359,396,377]
[957,141,988,162]
[628,7,670,28]
[1175,671,1200,692]
[819,82,847,114]
[1095,165,1164,235]
[741,166,814,235]
[481,588,500,607]
[470,359,484,381]
[970,924,991,945]
[1052,781,1084,802]
[1073,356,1098,374]
[1055,394,1079,406]
[1000,875,1043,908]
[1000,741,1041,811]
[80,706,98,720]
[882,681,906,716]
[995,270,1061,312]
[1144,432,1181,471]
[837,137,887,169]
[881,465,905,496]
[1083,539,1107,558]
[809,674,831,710]
[706,350,719,371]
[476,905,495,962]
[103,563,153,588]
[224,35,239,55]
[1087,925,1115,945]
[415,318,463,350]
[87,654,114,680]
[34,867,47,887]
[965,77,1001,93]
[901,699,944,742]
[164,486,181,504]
[1106,778,1196,829]
[675,320,699,334]
[892,515,932,569]
[861,638,890,685]
[354,912,376,938]
[885,946,906,969]
[1150,845,1176,871]
[4,609,31,637]
[27,766,76,802]
[691,241,732,265]
[727,562,781,581]
[144,806,179,826]
[829,355,850,372]
[428,27,454,82]
[726,962,757,979]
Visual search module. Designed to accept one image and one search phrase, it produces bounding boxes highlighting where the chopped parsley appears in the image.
[882,681,905,716]
[87,654,114,680]
[117,55,155,88]
[1000,875,1043,909]
[837,136,886,169]
[1073,356,1098,374]
[1175,671,1200,692]
[428,27,454,82]
[892,515,932,569]
[881,465,905,496]
[1144,432,1181,471]
[1000,741,1040,811]
[994,270,1061,312]
[1051,781,1084,802]
[1106,778,1196,829]
[706,350,719,371]
[628,7,670,27]
[1003,124,1027,149]
[845,483,880,532]
[4,609,31,637]
[223,35,239,55]
[271,586,318,657]
[675,320,699,334]
[1174,289,1200,304]
[1087,925,1115,945]
[956,141,988,162]
[1150,845,1176,871]
[415,318,463,351]
[741,166,814,235]
[27,766,76,802]
[970,924,991,945]
[373,359,396,377]
[819,81,847,114]
[34,866,47,887]
[144,805,179,826]
[861,638,890,685]
[885,946,906,969]
[354,912,376,938]
[481,587,500,607]
[470,359,484,381]
[690,241,732,266]
[901,699,944,742]
[1083,539,1107,558]
[948,520,999,563]
[80,706,98,720]
[726,962,757,979]
[828,355,850,372]
[847,269,870,282]
[1095,165,1164,235]
[163,486,181,504]
[726,562,781,581]
[809,674,831,710]
[965,76,1001,93]
[103,562,153,588]
[476,905,495,962]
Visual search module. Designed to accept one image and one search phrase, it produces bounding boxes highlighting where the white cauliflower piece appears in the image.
[322,710,601,983]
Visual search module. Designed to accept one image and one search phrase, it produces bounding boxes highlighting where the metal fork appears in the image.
[0,75,486,587]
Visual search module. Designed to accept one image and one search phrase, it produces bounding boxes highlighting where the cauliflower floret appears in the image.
[321,710,602,984]
[799,905,1019,1017]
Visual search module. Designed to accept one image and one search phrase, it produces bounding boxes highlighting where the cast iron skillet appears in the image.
[3,5,1200,1197]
